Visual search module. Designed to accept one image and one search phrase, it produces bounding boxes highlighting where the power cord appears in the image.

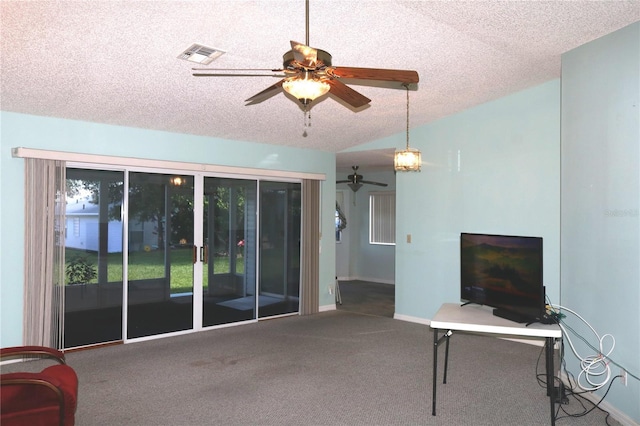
[548,303,615,391]
[555,372,621,425]
[534,340,617,425]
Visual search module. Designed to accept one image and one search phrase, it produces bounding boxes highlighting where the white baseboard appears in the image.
[319,303,336,312]
[393,313,431,326]
[502,337,546,347]
[337,276,395,285]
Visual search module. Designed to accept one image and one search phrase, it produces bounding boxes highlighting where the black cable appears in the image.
[555,375,619,423]
[535,343,547,388]
[534,330,617,425]
[535,303,631,424]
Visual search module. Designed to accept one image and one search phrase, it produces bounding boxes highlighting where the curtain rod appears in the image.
[12,147,326,181]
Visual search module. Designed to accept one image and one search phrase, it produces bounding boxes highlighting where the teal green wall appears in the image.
[0,112,337,347]
[561,22,639,422]
[353,80,561,322]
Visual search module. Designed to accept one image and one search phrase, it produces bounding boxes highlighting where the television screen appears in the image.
[460,233,544,323]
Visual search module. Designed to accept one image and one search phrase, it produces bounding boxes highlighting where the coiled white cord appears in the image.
[550,304,615,391]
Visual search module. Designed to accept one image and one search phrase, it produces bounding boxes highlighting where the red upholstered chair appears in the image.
[1,346,78,426]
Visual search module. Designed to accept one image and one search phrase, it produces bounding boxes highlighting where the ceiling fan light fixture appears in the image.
[282,72,330,105]
[348,182,363,192]
[394,83,422,172]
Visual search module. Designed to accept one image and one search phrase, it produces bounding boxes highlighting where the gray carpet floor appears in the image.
[336,280,395,318]
[8,310,621,425]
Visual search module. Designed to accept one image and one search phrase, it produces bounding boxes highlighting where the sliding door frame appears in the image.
[64,160,313,345]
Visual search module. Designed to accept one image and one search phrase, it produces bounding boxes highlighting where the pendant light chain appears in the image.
[405,83,410,150]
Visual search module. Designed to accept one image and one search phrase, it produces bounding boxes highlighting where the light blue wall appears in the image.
[0,112,337,347]
[561,22,639,423]
[354,80,561,321]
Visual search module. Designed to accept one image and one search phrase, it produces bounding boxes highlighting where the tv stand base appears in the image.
[492,308,530,323]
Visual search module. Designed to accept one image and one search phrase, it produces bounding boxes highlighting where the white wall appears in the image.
[561,22,640,423]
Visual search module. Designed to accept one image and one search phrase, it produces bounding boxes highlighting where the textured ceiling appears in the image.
[2,1,639,173]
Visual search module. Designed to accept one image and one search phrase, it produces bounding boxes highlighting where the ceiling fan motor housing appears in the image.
[283,48,332,70]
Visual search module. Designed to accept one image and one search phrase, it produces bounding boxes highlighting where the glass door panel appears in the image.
[64,168,124,348]
[202,177,257,326]
[259,181,301,318]
[127,172,194,338]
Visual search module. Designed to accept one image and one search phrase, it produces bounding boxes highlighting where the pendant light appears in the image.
[394,84,421,172]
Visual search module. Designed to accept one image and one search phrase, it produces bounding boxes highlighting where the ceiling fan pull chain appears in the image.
[302,109,311,137]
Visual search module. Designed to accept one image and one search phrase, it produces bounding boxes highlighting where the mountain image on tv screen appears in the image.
[460,233,543,319]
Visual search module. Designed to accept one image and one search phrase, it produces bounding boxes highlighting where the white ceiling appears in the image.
[2,1,639,173]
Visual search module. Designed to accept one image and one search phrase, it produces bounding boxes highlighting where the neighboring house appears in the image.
[65,197,157,253]
[65,199,122,253]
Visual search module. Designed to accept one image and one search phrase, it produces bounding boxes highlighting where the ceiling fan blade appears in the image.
[336,180,351,184]
[360,180,388,187]
[329,67,419,84]
[245,79,285,105]
[326,79,371,109]
[290,41,318,65]
[193,68,286,77]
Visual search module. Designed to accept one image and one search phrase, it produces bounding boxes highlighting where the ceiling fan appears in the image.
[337,166,388,192]
[191,0,419,111]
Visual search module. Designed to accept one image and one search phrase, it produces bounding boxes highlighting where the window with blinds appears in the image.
[369,191,395,245]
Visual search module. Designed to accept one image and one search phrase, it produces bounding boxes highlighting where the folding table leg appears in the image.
[432,328,439,416]
[546,337,556,426]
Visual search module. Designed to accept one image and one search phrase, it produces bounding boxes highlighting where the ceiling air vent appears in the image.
[177,43,225,65]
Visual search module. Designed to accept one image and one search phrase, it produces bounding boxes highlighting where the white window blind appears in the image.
[369,192,395,245]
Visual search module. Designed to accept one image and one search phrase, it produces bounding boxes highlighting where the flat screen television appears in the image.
[460,232,544,323]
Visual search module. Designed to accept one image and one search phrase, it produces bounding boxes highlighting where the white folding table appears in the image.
[430,303,562,425]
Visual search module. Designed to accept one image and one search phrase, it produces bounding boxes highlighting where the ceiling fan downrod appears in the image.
[305,0,310,46]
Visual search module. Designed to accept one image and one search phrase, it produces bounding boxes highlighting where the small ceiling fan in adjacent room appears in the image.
[337,166,388,192]
[186,0,418,112]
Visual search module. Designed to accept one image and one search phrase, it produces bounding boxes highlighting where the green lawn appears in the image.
[65,248,244,293]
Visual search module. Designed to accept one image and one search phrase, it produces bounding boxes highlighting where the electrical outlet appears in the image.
[621,369,627,386]
[328,285,333,295]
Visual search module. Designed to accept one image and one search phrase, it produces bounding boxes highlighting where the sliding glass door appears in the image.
[63,167,302,348]
[64,168,125,348]
[127,172,195,339]
[258,181,301,318]
[202,177,257,326]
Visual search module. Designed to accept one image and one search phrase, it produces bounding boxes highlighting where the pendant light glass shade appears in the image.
[394,148,422,172]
